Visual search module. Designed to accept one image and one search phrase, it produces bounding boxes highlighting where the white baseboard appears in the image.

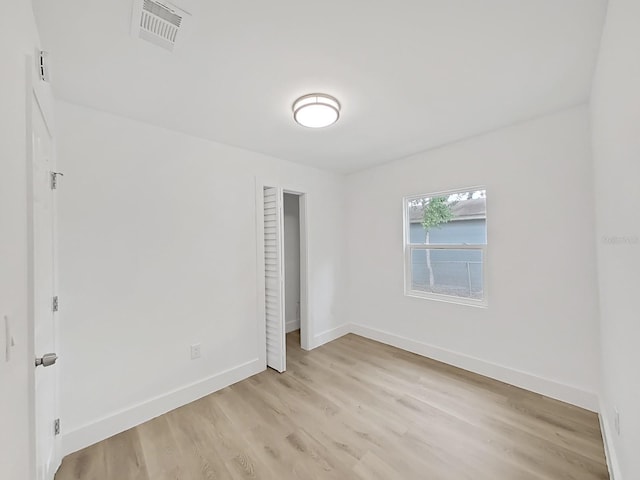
[310,324,351,349]
[286,319,300,333]
[61,358,263,456]
[599,398,622,480]
[61,324,603,460]
[350,323,598,412]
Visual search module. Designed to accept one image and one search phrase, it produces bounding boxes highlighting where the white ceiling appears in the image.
[33,0,607,173]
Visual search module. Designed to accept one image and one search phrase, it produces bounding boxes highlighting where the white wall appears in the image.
[0,2,41,479]
[55,101,346,454]
[284,194,301,333]
[346,105,601,410]
[591,1,640,477]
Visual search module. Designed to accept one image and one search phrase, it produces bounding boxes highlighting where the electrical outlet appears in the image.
[614,408,620,435]
[190,344,201,360]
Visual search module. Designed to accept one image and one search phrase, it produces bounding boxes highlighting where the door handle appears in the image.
[35,353,58,368]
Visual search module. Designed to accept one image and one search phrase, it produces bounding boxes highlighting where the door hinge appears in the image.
[39,51,51,83]
[50,171,64,190]
[52,296,59,312]
[54,418,60,436]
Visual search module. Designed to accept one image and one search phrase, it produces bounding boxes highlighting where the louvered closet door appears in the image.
[264,187,286,372]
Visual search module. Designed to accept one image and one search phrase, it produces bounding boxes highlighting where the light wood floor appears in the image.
[55,331,609,480]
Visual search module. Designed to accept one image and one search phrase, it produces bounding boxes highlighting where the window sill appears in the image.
[404,290,488,308]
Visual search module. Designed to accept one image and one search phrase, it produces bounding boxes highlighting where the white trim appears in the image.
[59,324,606,461]
[404,185,488,204]
[255,178,311,357]
[405,289,487,308]
[310,324,351,349]
[286,319,301,333]
[297,194,311,351]
[403,186,488,308]
[350,323,598,411]
[61,358,262,456]
[599,398,622,480]
[25,54,38,480]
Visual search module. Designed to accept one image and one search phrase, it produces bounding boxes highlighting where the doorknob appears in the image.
[35,353,58,368]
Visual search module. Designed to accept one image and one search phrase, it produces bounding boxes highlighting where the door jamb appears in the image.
[255,178,311,373]
[283,189,309,351]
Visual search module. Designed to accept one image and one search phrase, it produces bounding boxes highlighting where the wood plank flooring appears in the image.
[55,331,609,479]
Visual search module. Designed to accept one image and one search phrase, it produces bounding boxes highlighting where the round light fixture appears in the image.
[292,93,341,128]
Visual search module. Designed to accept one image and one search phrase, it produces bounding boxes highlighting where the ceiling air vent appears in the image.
[131,0,190,51]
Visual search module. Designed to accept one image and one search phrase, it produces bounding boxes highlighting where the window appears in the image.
[404,187,487,306]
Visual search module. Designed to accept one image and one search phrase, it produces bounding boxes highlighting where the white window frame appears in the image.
[403,186,488,307]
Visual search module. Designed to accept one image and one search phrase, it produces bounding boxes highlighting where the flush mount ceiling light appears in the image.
[292,93,341,128]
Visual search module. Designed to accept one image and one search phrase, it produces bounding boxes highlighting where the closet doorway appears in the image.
[283,193,302,338]
[258,183,309,373]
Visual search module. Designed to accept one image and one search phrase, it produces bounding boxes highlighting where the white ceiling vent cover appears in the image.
[131,0,191,51]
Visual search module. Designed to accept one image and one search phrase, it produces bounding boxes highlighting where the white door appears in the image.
[31,89,59,480]
[264,187,286,372]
